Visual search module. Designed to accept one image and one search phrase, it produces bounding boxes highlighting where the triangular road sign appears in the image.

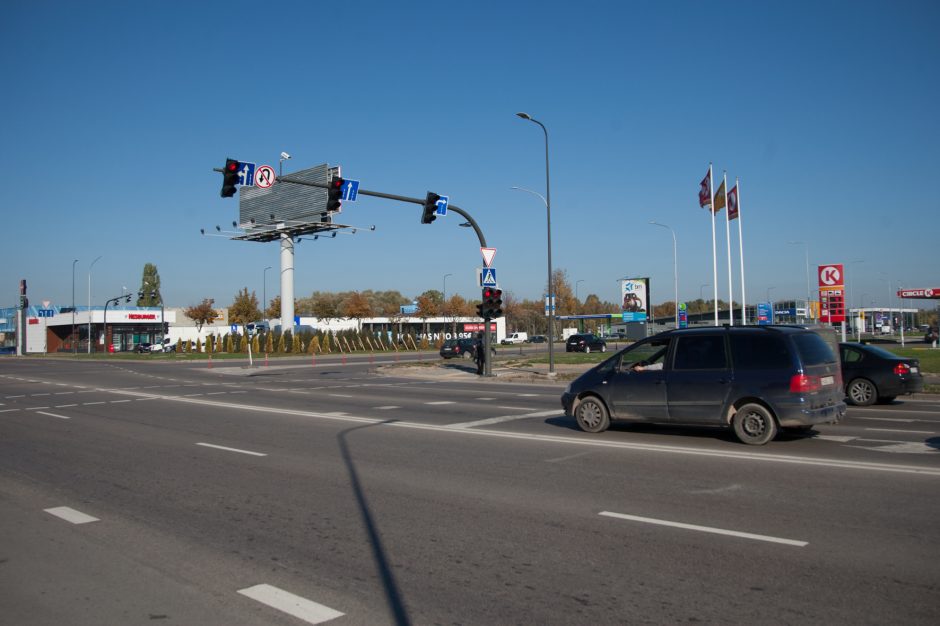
[481,247,496,267]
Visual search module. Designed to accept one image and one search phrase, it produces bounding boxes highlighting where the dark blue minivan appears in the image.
[561,326,846,445]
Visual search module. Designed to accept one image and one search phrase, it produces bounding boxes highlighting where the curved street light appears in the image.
[649,221,678,328]
[515,111,555,375]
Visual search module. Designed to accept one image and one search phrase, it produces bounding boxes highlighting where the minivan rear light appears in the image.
[894,363,911,376]
[790,374,821,393]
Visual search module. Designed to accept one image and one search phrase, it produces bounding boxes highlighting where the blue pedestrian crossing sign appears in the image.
[481,267,497,287]
[435,195,449,216]
[341,179,359,202]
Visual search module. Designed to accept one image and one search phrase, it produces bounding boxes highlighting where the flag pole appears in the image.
[709,164,718,326]
[736,178,747,325]
[723,172,734,326]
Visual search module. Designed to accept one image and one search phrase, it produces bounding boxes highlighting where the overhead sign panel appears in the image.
[239,163,330,229]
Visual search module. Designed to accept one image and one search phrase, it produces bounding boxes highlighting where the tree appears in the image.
[136,263,161,306]
[308,291,341,322]
[550,269,577,316]
[184,298,218,333]
[228,288,260,326]
[341,292,374,331]
[266,295,281,320]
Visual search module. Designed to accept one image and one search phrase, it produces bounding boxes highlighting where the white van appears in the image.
[501,332,528,345]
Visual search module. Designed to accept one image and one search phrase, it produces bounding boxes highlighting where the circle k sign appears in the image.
[818,264,844,287]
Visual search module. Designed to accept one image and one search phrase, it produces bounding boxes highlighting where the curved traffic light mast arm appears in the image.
[276,175,488,248]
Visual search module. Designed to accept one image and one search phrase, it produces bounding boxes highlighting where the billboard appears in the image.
[620,278,650,322]
[818,263,845,324]
[239,164,330,228]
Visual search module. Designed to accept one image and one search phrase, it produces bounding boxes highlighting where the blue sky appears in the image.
[2,0,938,312]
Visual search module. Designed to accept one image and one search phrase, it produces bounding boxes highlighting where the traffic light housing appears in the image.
[221,158,240,198]
[326,178,344,213]
[480,287,503,318]
[421,192,440,224]
[163,322,169,334]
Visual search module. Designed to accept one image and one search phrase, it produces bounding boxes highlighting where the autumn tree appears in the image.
[184,298,218,332]
[228,288,261,327]
[341,292,374,331]
[308,291,341,322]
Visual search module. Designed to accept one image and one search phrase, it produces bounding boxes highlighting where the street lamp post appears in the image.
[575,279,585,304]
[71,259,78,354]
[263,266,272,326]
[788,241,811,321]
[516,112,555,375]
[87,256,102,354]
[649,221,678,328]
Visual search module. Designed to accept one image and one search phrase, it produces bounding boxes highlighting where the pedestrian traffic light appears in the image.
[326,178,344,213]
[421,192,440,224]
[480,287,504,318]
[220,158,240,198]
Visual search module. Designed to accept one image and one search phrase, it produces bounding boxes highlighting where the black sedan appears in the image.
[839,342,924,405]
[565,333,607,353]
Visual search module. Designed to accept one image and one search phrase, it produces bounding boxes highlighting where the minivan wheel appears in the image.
[732,403,778,445]
[575,397,610,433]
[846,379,876,406]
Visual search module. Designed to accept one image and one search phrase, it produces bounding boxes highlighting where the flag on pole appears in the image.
[727,184,739,220]
[713,179,726,213]
[699,170,712,208]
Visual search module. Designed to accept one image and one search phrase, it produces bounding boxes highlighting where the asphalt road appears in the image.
[1,356,939,625]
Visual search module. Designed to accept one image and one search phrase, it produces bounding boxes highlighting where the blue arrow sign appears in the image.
[341,179,359,201]
[238,162,256,187]
[435,195,449,216]
[481,267,497,287]
[37,309,55,318]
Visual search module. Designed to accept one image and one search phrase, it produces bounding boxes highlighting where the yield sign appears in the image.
[481,247,497,267]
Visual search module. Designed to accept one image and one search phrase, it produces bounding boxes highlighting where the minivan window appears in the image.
[673,335,727,370]
[615,339,669,371]
[730,335,791,369]
[792,333,837,366]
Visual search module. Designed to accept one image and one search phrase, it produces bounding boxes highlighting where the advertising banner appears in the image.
[620,278,650,322]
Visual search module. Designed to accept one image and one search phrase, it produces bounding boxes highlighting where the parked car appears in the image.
[565,333,607,353]
[528,335,547,344]
[501,332,528,345]
[561,326,846,445]
[839,342,924,406]
[925,327,939,344]
[135,343,153,354]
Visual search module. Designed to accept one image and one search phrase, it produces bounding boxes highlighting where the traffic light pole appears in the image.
[276,176,495,376]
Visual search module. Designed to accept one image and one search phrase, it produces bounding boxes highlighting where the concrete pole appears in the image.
[280,234,294,334]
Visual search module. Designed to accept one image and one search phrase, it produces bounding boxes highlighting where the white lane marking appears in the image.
[813,435,859,442]
[98,389,940,476]
[545,451,594,463]
[196,443,267,457]
[373,406,400,410]
[517,393,541,397]
[495,405,537,411]
[237,584,344,624]
[44,506,100,524]
[599,511,808,547]
[328,394,354,398]
[36,411,71,420]
[0,408,20,413]
[425,401,456,405]
[33,393,50,397]
[449,409,560,429]
[865,428,936,434]
[475,397,497,400]
[110,400,131,404]
[83,401,106,406]
[852,417,916,423]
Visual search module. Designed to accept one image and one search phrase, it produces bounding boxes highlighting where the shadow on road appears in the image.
[338,421,411,626]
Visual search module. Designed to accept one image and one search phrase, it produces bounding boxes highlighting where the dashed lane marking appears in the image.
[237,584,344,624]
[44,506,99,524]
